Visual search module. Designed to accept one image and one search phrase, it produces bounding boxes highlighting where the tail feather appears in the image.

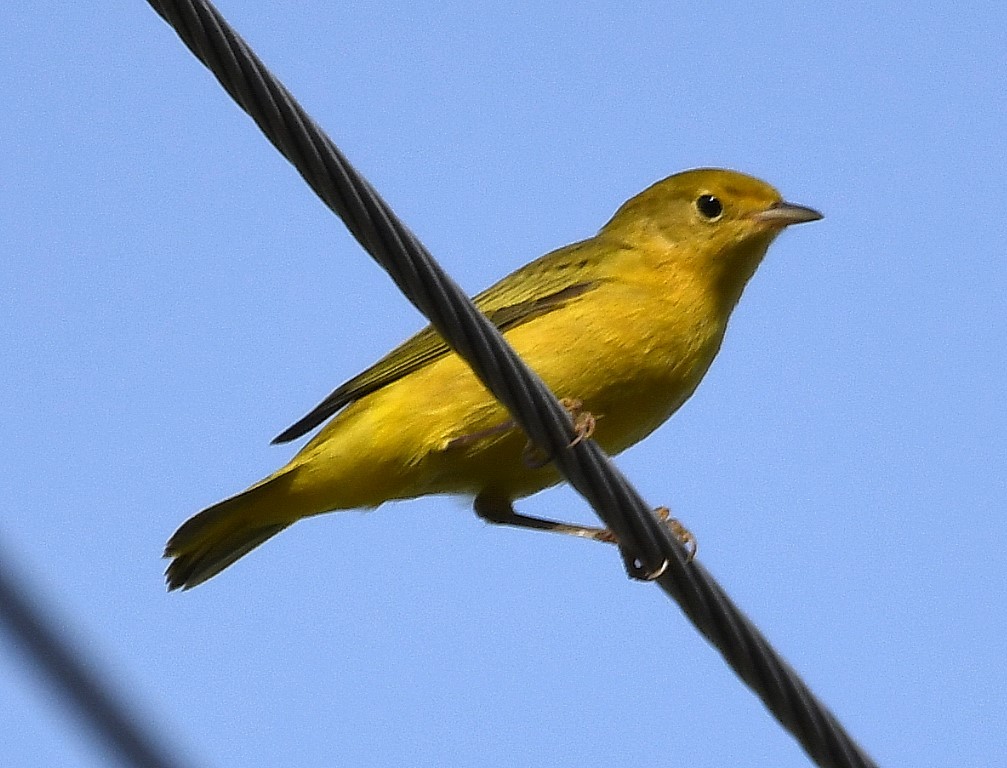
[165,473,296,590]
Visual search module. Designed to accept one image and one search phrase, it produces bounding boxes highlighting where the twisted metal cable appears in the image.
[0,545,189,768]
[144,2,877,766]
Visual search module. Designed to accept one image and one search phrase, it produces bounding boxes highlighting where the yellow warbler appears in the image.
[165,168,821,589]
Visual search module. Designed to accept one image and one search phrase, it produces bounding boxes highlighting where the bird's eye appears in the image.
[695,194,723,220]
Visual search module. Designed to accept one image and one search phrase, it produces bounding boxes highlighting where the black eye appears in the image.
[695,194,723,220]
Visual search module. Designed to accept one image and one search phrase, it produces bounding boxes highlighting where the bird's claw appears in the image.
[559,397,598,447]
[619,507,697,580]
[521,397,599,467]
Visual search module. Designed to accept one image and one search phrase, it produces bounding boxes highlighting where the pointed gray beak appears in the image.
[753,200,823,226]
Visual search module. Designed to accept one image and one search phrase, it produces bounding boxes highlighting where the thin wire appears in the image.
[143,2,878,766]
[0,545,191,768]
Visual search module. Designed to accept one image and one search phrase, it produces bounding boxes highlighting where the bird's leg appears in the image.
[522,398,600,468]
[473,495,697,563]
[442,420,517,450]
[474,492,616,542]
[444,398,598,461]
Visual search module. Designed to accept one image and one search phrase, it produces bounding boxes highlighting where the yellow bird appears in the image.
[165,168,821,590]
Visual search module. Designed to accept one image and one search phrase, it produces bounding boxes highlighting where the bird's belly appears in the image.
[420,300,724,497]
[289,291,725,508]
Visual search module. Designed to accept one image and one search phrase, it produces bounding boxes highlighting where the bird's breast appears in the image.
[504,277,728,455]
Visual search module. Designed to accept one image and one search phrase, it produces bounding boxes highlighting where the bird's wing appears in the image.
[271,240,607,443]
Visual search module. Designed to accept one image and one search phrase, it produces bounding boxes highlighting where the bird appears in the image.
[165,168,822,590]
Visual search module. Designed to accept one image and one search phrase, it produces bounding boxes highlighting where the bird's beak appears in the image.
[753,200,823,227]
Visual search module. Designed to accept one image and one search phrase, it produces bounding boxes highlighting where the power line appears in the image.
[0,544,192,768]
[138,2,878,765]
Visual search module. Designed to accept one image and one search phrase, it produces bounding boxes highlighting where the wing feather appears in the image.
[271,239,606,443]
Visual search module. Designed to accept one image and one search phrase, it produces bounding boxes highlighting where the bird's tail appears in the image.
[164,472,299,591]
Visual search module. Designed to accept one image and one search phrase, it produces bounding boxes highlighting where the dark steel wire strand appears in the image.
[144,2,877,766]
[0,549,190,768]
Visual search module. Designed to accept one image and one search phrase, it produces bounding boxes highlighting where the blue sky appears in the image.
[2,2,1004,766]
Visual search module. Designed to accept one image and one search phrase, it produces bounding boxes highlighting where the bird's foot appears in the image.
[474,494,697,573]
[522,397,600,468]
[559,397,598,447]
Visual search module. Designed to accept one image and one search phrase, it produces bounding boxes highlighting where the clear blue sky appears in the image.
[2,2,1004,766]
